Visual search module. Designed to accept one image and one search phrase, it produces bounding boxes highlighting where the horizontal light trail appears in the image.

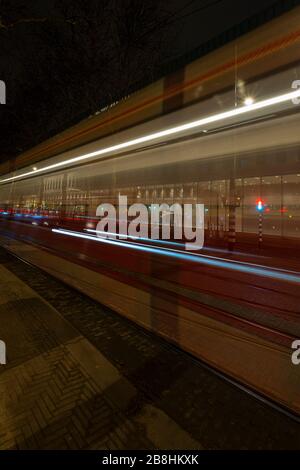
[85,228,267,259]
[84,228,184,248]
[52,228,300,284]
[2,88,300,183]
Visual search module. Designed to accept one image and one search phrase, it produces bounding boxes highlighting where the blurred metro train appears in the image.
[1,3,300,414]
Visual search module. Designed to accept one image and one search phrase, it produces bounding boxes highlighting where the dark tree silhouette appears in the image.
[0,0,176,161]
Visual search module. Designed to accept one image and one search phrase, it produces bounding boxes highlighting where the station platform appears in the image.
[0,246,299,450]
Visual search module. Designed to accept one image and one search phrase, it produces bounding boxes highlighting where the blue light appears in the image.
[256,200,264,212]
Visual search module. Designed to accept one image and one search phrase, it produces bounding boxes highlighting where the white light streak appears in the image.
[1,88,300,183]
[244,97,254,106]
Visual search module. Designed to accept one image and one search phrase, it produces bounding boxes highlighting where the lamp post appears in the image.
[256,199,264,248]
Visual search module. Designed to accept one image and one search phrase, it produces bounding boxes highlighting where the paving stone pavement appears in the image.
[0,247,299,450]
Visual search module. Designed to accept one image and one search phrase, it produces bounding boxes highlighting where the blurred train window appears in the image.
[261,176,281,236]
[235,179,243,233]
[283,175,300,238]
[211,180,227,235]
[243,177,260,234]
[197,181,211,230]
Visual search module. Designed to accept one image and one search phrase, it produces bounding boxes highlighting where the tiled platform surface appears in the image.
[0,247,299,450]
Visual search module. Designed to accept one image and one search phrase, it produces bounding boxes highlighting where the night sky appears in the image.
[0,0,288,162]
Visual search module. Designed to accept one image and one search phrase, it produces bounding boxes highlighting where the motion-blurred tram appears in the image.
[1,3,300,414]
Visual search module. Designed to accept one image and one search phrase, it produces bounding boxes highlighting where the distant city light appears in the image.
[244,97,254,106]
